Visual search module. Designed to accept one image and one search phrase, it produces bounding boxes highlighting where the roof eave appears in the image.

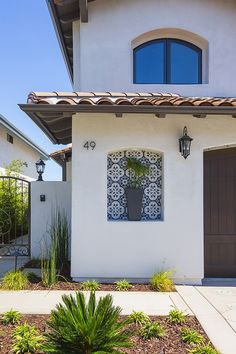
[19,103,236,145]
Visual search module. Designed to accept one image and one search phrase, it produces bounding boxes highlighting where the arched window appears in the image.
[134,38,202,84]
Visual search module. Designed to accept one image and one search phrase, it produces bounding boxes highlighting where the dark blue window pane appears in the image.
[134,41,165,84]
[170,41,201,84]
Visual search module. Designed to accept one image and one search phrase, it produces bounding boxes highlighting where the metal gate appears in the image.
[0,177,30,256]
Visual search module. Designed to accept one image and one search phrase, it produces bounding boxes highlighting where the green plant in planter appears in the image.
[150,271,175,292]
[125,157,150,221]
[126,158,150,188]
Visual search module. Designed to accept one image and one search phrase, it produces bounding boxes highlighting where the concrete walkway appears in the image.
[0,290,191,315]
[177,286,236,354]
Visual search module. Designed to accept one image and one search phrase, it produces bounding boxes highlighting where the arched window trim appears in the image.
[133,38,202,85]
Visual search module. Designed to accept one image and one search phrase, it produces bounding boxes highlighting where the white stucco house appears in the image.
[20,0,236,284]
[0,114,49,180]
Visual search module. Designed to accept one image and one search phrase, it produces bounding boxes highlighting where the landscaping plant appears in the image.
[1,309,21,325]
[168,307,186,324]
[188,343,219,354]
[11,323,43,354]
[126,157,150,188]
[44,291,132,353]
[128,311,150,326]
[41,238,57,287]
[49,208,69,271]
[139,321,166,340]
[81,280,100,291]
[115,279,132,291]
[1,270,29,290]
[181,328,203,345]
[150,271,175,292]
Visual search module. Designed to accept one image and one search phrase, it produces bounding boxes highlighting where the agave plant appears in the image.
[44,291,132,354]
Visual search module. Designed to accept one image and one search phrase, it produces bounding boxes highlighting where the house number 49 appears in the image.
[83,141,96,150]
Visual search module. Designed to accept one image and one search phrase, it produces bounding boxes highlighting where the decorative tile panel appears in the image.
[107,150,162,221]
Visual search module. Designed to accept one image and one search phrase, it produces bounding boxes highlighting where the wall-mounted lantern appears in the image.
[179,126,193,159]
[35,159,45,181]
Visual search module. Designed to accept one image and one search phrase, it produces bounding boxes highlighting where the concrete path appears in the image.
[0,290,191,315]
[177,286,236,354]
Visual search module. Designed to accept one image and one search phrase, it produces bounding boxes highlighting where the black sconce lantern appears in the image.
[36,159,45,181]
[179,126,193,159]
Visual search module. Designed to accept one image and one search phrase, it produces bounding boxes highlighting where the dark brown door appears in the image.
[204,148,236,277]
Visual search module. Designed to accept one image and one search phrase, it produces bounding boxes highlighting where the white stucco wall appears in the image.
[74,0,236,96]
[71,113,236,283]
[31,182,71,258]
[0,125,43,179]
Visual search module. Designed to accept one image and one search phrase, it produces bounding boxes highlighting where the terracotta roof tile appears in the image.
[27,91,236,108]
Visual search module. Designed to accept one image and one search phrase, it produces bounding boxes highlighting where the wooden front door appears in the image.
[204,148,236,277]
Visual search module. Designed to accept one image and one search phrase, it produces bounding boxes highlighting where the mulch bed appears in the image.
[0,315,211,354]
[23,261,160,291]
[27,279,155,291]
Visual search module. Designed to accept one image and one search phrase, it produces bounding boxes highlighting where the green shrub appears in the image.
[168,307,186,324]
[188,344,219,354]
[139,321,165,340]
[81,280,100,291]
[181,328,203,345]
[1,309,21,325]
[11,323,43,354]
[44,291,132,353]
[128,311,150,326]
[1,270,29,290]
[41,238,57,287]
[150,271,175,292]
[115,279,132,291]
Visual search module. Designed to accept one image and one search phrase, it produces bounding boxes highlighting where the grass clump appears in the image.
[188,344,219,354]
[44,291,132,353]
[181,328,203,345]
[139,321,165,340]
[12,323,43,354]
[81,280,100,291]
[168,307,186,324]
[128,311,150,326]
[150,271,175,292]
[115,279,132,291]
[1,309,21,325]
[1,270,29,290]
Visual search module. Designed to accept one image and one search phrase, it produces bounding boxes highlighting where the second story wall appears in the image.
[0,126,42,179]
[73,0,236,96]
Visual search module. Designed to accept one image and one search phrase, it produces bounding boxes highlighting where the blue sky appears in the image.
[0,1,72,180]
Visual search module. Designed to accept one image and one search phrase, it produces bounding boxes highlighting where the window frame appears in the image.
[7,133,13,144]
[133,38,202,85]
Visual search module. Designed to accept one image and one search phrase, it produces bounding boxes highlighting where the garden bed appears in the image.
[27,279,158,291]
[0,315,213,354]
